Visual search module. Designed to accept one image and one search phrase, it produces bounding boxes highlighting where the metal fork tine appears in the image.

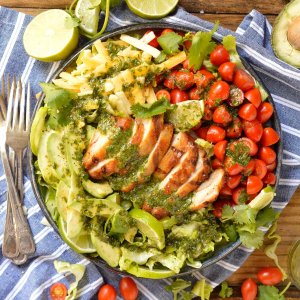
[6,77,16,130]
[12,80,21,130]
[26,83,31,131]
[19,82,25,131]
[1,75,7,119]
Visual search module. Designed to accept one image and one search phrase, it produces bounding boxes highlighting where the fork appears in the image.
[4,78,35,255]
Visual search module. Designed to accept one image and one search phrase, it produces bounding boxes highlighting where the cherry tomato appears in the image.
[242,119,263,142]
[220,184,233,196]
[196,126,209,139]
[203,107,213,121]
[155,74,164,84]
[213,199,235,218]
[227,117,243,139]
[119,277,138,300]
[161,28,174,35]
[247,175,263,194]
[258,146,276,165]
[212,158,223,170]
[261,127,280,146]
[182,59,195,72]
[224,156,244,176]
[188,87,201,100]
[257,102,274,123]
[243,159,256,176]
[233,69,255,92]
[170,89,189,104]
[50,283,67,300]
[206,125,226,143]
[174,70,195,90]
[257,267,283,286]
[263,172,276,185]
[244,88,262,108]
[232,186,249,204]
[236,137,258,156]
[164,71,177,89]
[156,89,171,101]
[218,62,236,82]
[206,81,230,108]
[145,30,159,48]
[194,70,215,88]
[210,45,230,66]
[238,103,257,121]
[227,174,242,189]
[214,140,228,162]
[228,85,244,107]
[253,159,268,179]
[266,161,277,172]
[98,284,117,300]
[241,278,257,300]
[184,39,192,50]
[213,105,233,125]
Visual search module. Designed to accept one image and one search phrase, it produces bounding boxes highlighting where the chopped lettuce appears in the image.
[147,252,186,273]
[165,279,191,300]
[192,279,213,300]
[219,282,233,298]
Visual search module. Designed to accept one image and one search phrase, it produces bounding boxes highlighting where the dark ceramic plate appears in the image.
[28,23,282,278]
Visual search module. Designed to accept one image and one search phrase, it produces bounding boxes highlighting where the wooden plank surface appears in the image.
[1,0,300,298]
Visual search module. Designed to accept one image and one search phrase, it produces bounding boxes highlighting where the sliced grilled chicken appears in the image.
[88,158,119,179]
[176,148,211,198]
[189,168,225,211]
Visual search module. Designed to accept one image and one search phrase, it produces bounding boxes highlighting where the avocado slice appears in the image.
[272,0,300,67]
[82,179,113,198]
[56,180,70,222]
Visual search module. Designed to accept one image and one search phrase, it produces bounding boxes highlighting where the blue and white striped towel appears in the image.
[0,3,299,299]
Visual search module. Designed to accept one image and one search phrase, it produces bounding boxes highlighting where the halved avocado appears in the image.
[272,0,300,67]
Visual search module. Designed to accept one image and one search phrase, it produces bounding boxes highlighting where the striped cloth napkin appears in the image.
[0,3,299,299]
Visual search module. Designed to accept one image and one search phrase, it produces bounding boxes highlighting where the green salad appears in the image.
[30,27,278,278]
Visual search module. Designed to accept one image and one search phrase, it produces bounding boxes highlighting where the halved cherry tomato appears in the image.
[257,102,274,123]
[243,159,256,176]
[161,28,174,35]
[261,127,280,146]
[164,71,177,89]
[98,284,117,300]
[238,103,257,121]
[266,161,277,172]
[241,278,257,300]
[247,175,263,194]
[258,146,276,164]
[213,199,235,218]
[257,267,283,286]
[220,184,233,196]
[206,125,226,143]
[188,87,201,100]
[170,89,189,104]
[210,45,230,66]
[206,81,230,108]
[50,283,67,300]
[182,59,195,72]
[244,88,262,108]
[253,159,268,179]
[119,277,139,300]
[218,62,236,82]
[145,30,159,48]
[203,107,213,121]
[242,119,263,142]
[236,137,258,156]
[227,174,242,189]
[196,126,209,139]
[184,39,192,50]
[263,172,276,185]
[212,158,223,169]
[194,70,215,89]
[228,85,244,107]
[224,156,244,176]
[232,186,249,204]
[155,74,164,84]
[214,140,228,162]
[156,89,171,101]
[213,105,233,125]
[233,69,255,92]
[174,70,195,90]
[227,117,243,139]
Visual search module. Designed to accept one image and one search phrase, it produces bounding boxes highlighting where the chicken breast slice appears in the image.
[189,168,225,211]
[88,158,119,179]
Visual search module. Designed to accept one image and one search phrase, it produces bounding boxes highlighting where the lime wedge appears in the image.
[23,9,79,62]
[125,0,178,19]
[249,185,275,210]
[129,208,165,250]
[75,0,100,35]
[126,264,175,279]
[58,216,96,253]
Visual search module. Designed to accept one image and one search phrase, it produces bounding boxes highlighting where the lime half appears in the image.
[125,0,178,19]
[129,208,165,250]
[75,0,100,35]
[126,264,175,279]
[58,217,96,253]
[23,9,79,62]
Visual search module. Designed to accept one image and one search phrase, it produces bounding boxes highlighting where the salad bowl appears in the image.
[28,22,282,278]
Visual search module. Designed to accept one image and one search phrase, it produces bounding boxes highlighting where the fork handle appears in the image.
[16,151,23,202]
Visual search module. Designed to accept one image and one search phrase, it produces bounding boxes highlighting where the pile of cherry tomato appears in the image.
[153,29,280,216]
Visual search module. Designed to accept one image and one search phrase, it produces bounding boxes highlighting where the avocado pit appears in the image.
[287,17,300,50]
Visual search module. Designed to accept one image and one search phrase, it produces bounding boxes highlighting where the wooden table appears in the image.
[1,0,299,298]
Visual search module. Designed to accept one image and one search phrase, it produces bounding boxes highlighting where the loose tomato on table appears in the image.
[247,175,263,194]
[170,89,189,104]
[213,105,233,125]
[226,117,243,139]
[119,277,138,300]
[156,89,171,101]
[218,61,236,82]
[50,283,67,300]
[244,88,262,108]
[228,85,244,107]
[98,284,117,300]
[210,45,230,66]
[257,102,274,123]
[238,103,257,121]
[206,125,226,143]
[263,172,276,185]
[194,70,215,89]
[206,80,230,108]
[253,159,267,179]
[233,69,255,92]
[241,278,257,300]
[226,174,242,189]
[257,267,283,286]
[174,70,195,90]
[188,87,201,100]
[214,140,228,162]
[242,119,263,142]
[258,146,276,165]
[261,127,280,146]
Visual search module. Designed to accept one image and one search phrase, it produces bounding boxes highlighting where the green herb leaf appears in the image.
[165,279,191,300]
[221,205,235,221]
[192,279,213,300]
[222,35,242,68]
[101,0,121,10]
[256,206,279,227]
[157,32,183,55]
[180,291,195,300]
[226,140,251,167]
[219,282,233,298]
[238,228,265,249]
[131,99,172,118]
[188,22,219,71]
[234,205,257,224]
[258,285,285,300]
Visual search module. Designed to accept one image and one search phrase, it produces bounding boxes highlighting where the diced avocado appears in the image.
[82,179,113,198]
[91,232,120,267]
[66,207,83,238]
[166,100,204,132]
[45,187,59,221]
[272,0,300,67]
[30,106,48,156]
[106,193,121,204]
[56,180,70,222]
